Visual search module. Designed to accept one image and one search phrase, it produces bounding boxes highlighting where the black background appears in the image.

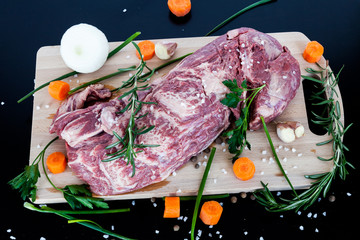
[1,0,359,239]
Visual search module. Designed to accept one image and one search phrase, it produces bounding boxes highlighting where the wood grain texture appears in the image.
[30,32,342,204]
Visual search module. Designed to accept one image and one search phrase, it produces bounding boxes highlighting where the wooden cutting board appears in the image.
[30,31,342,204]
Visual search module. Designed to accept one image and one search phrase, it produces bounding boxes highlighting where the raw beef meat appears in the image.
[50,27,300,195]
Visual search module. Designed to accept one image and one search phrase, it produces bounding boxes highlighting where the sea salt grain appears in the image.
[123,9,127,12]
[292,148,296,153]
[7,229,11,233]
[299,226,304,231]
[347,192,352,196]
[36,106,40,110]
[262,150,267,155]
[40,237,46,240]
[10,236,16,240]
[1,101,5,105]
[103,234,109,239]
[155,230,159,234]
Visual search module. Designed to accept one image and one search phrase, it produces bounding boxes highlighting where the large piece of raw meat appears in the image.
[50,27,300,195]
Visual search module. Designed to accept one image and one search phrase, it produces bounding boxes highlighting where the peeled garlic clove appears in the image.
[276,123,296,143]
[155,41,177,60]
[294,124,305,138]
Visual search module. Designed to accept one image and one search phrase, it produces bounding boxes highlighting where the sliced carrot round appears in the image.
[135,40,155,61]
[163,196,180,218]
[233,157,255,181]
[199,200,223,225]
[46,152,67,174]
[48,80,70,100]
[168,0,191,17]
[303,41,324,63]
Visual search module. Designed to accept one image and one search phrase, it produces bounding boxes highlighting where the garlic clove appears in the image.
[155,41,177,60]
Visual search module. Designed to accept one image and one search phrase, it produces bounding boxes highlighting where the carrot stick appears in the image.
[48,80,70,100]
[199,201,223,225]
[135,40,155,61]
[46,152,67,174]
[303,41,324,63]
[232,157,255,181]
[163,196,180,218]
[168,0,191,17]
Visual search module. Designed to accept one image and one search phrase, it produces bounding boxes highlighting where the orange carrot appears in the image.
[48,80,70,100]
[163,196,180,218]
[303,41,324,63]
[199,200,223,225]
[46,152,67,174]
[135,40,155,61]
[168,0,191,17]
[233,157,255,181]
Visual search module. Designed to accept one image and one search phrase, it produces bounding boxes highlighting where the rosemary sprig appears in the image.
[254,63,353,212]
[8,136,59,201]
[24,203,135,240]
[221,79,265,160]
[17,31,141,103]
[205,0,275,36]
[102,42,159,177]
[191,147,216,240]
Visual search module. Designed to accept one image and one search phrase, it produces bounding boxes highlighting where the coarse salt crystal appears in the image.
[177,189,182,193]
[260,171,264,175]
[111,225,115,230]
[241,43,245,48]
[293,165,298,169]
[299,226,304,230]
[277,192,281,196]
[153,203,157,207]
[123,9,127,12]
[347,192,352,196]
[244,231,248,235]
[37,144,41,148]
[313,213,318,218]
[36,106,40,110]
[283,75,288,79]
[292,148,296,152]
[204,155,208,159]
[262,150,267,155]
[307,212,312,218]
[183,216,188,222]
[315,228,319,232]
[103,235,109,239]
[172,171,177,176]
[155,230,159,234]
[260,40,265,45]
[216,231,220,234]
[257,61,260,64]
[297,153,303,157]
[7,229,11,233]
[10,236,16,240]
[198,229,202,237]
[284,147,290,151]
[221,168,227,174]
[40,237,46,240]
[131,200,135,206]
[45,104,49,108]
[1,101,5,105]
[214,178,217,184]
[202,161,207,166]
[209,225,213,228]
[222,148,226,152]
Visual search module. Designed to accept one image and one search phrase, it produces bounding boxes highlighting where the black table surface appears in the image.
[1,0,359,239]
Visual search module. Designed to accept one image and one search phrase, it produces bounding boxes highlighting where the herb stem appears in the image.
[205,0,275,36]
[191,147,216,240]
[24,203,135,240]
[68,66,136,95]
[260,116,299,198]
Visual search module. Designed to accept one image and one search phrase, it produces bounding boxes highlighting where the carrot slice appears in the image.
[48,80,70,100]
[168,0,191,17]
[135,40,155,61]
[46,152,67,174]
[199,201,223,225]
[303,41,324,63]
[163,196,180,218]
[233,157,255,181]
